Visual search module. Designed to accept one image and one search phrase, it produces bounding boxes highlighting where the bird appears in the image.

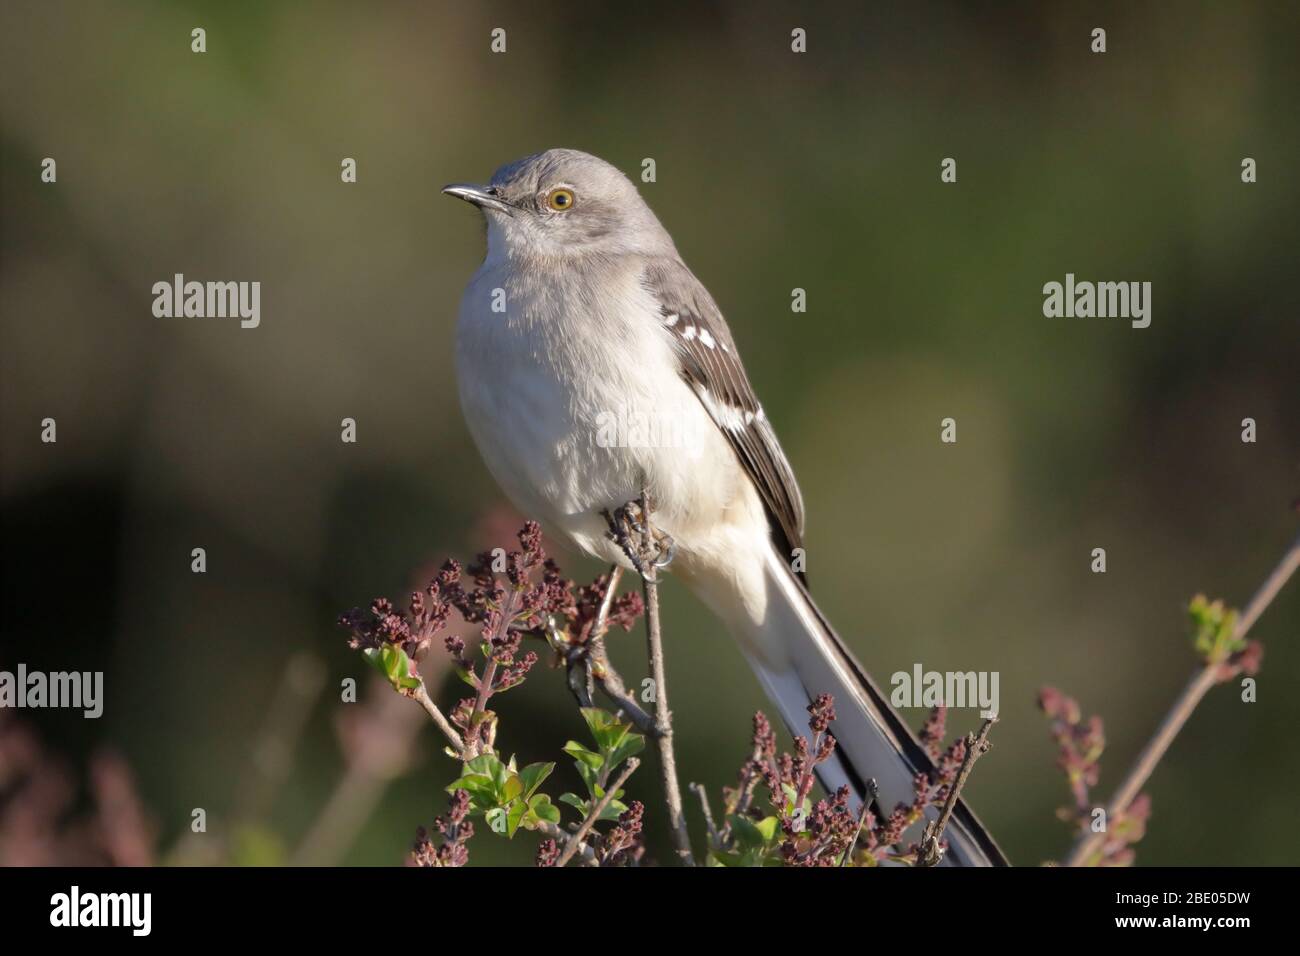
[443,148,1006,866]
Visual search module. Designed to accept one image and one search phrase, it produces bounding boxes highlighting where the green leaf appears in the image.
[753,815,780,842]
[564,741,604,798]
[372,643,422,691]
[528,793,562,825]
[506,799,528,838]
[361,647,385,674]
[607,732,645,771]
[464,753,498,776]
[580,707,629,754]
[730,813,779,850]
[558,792,588,813]
[563,741,604,770]
[467,753,510,791]
[518,762,555,801]
[598,799,628,822]
[457,754,510,803]
[1188,593,1243,662]
[579,706,611,739]
[361,643,421,690]
[501,774,524,804]
[551,792,618,823]
[575,762,600,799]
[445,773,497,808]
[445,771,491,792]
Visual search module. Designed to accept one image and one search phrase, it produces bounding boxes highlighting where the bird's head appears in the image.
[443,148,673,260]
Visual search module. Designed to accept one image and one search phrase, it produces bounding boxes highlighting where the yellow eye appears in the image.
[546,187,575,211]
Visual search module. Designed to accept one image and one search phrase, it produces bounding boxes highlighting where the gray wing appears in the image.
[640,258,807,571]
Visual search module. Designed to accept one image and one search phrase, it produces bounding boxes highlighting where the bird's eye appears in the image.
[546,187,575,211]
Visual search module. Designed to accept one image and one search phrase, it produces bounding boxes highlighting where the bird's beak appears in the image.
[442,183,514,216]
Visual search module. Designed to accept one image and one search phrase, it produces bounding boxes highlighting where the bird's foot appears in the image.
[602,496,673,576]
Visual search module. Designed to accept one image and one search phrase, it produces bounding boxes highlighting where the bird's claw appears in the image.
[653,534,676,569]
[565,651,595,708]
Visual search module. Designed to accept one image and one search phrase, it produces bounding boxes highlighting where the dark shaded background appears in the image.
[2,0,1297,866]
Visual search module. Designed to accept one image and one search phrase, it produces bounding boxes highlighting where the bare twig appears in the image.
[840,780,878,867]
[1063,532,1300,867]
[594,565,624,636]
[555,758,641,867]
[689,782,719,848]
[636,493,695,867]
[918,717,997,866]
[604,491,696,866]
[729,732,768,822]
[408,682,464,755]
[1234,531,1300,638]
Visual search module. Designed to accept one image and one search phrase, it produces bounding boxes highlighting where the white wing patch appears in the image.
[642,258,807,558]
[694,383,761,430]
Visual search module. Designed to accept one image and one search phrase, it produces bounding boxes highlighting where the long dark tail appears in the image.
[740,546,1008,866]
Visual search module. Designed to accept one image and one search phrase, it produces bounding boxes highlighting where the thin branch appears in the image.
[689,782,719,848]
[408,682,464,755]
[840,779,878,867]
[555,757,641,867]
[918,717,997,866]
[730,735,767,820]
[604,491,695,866]
[635,493,695,867]
[1233,531,1300,638]
[594,565,624,636]
[1064,531,1300,867]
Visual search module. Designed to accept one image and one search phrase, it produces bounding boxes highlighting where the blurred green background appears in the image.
[2,0,1297,866]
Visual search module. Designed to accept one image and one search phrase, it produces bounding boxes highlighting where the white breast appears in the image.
[454,253,760,568]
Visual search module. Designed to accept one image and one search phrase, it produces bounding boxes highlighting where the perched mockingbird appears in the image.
[444,149,1006,866]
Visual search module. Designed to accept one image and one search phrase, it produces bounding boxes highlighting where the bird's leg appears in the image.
[558,560,660,736]
[602,504,648,575]
[571,565,623,700]
[603,495,675,573]
[588,565,659,735]
[565,647,596,709]
[547,617,595,708]
[591,565,624,641]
